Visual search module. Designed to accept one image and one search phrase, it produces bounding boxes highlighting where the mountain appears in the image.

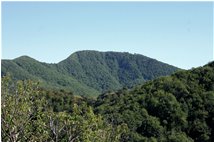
[2,55,99,97]
[94,61,214,141]
[1,50,179,96]
[2,53,213,141]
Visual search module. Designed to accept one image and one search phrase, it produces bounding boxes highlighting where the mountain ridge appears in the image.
[1,50,180,96]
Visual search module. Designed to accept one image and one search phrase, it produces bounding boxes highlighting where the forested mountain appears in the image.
[2,61,213,141]
[1,50,179,96]
[94,61,214,141]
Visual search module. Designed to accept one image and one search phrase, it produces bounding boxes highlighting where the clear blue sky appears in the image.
[2,2,213,69]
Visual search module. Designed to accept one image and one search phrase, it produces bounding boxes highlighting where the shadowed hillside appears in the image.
[94,61,214,141]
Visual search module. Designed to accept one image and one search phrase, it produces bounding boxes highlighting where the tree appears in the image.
[1,75,128,142]
[1,75,48,141]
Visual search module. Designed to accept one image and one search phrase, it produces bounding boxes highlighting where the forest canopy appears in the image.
[1,61,214,141]
[1,51,179,97]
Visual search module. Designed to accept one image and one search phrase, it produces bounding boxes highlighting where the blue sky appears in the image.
[2,2,213,69]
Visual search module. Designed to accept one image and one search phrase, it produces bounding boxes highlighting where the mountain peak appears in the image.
[14,55,35,61]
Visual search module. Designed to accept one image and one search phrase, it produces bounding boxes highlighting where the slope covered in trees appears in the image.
[94,61,214,141]
[1,61,214,141]
[1,50,179,96]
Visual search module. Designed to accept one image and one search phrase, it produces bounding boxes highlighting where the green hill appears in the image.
[2,56,99,97]
[2,57,213,141]
[1,50,179,96]
[94,61,214,141]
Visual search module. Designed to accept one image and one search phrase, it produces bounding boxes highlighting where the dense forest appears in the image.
[1,51,179,97]
[94,61,214,141]
[2,60,214,141]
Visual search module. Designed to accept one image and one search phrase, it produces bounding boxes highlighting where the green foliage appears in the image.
[137,115,164,138]
[1,51,179,97]
[1,75,47,141]
[95,61,214,141]
[2,53,213,141]
[1,75,127,142]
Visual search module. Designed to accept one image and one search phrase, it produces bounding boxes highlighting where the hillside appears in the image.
[2,61,213,142]
[1,50,179,96]
[2,56,99,97]
[94,61,214,141]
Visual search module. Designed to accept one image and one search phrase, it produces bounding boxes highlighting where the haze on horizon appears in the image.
[2,2,213,69]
